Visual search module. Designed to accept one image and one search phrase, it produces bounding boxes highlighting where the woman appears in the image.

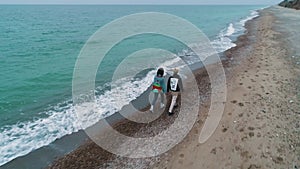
[150,68,166,112]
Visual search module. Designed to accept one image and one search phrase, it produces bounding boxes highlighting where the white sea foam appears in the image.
[240,10,259,27]
[210,10,259,53]
[225,23,235,37]
[0,102,81,166]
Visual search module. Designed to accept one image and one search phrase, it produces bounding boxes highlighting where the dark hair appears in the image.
[157,68,164,77]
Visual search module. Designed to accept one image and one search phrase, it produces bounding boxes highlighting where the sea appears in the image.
[0,5,265,166]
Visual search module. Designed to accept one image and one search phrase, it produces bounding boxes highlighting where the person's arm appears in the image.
[161,78,167,93]
[167,77,171,92]
[178,76,183,92]
[151,76,156,90]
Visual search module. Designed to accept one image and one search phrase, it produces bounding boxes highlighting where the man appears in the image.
[167,68,183,116]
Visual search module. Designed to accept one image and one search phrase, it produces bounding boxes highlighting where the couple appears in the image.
[149,67,183,116]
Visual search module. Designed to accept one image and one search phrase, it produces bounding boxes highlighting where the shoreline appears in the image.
[2,6,293,169]
[3,9,260,169]
[0,5,263,168]
[43,8,261,169]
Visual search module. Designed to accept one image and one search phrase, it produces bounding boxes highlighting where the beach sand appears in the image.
[46,6,300,169]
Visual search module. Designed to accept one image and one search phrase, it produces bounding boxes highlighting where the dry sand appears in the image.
[47,6,300,169]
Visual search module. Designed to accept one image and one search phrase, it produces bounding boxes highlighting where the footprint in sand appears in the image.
[256,116,262,120]
[235,145,241,151]
[240,150,251,158]
[272,156,284,164]
[231,100,237,104]
[241,136,248,141]
[238,102,244,107]
[249,132,255,137]
[248,126,255,130]
[222,127,228,133]
[210,147,217,154]
[248,164,261,169]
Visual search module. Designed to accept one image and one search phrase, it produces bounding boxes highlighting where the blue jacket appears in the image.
[152,76,166,93]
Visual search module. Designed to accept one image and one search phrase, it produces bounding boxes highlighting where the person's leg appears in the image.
[159,91,165,108]
[150,92,158,112]
[151,92,159,105]
[168,92,178,115]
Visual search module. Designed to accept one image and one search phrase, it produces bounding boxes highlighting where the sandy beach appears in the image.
[45,6,300,169]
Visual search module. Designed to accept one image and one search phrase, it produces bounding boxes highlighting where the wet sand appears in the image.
[46,6,300,169]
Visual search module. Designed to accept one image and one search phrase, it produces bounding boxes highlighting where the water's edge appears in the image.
[0,7,262,169]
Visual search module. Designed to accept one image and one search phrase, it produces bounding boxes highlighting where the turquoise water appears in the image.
[0,5,264,165]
